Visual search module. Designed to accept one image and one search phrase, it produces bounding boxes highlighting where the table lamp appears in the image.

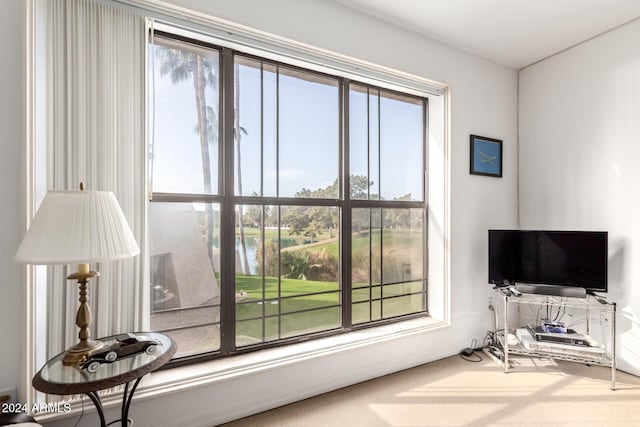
[15,184,140,366]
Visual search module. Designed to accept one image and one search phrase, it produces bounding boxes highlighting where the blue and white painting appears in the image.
[472,136,501,176]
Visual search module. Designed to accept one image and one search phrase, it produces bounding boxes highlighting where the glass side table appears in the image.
[33,332,176,427]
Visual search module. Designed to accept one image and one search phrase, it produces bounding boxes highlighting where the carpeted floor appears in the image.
[221,353,640,426]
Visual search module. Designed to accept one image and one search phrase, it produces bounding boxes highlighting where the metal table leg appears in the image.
[122,378,143,426]
[503,292,509,373]
[611,302,617,390]
[86,377,143,427]
[85,392,106,427]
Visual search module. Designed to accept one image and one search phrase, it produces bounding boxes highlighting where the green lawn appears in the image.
[235,274,339,319]
[230,228,424,345]
[291,229,424,258]
[234,274,425,346]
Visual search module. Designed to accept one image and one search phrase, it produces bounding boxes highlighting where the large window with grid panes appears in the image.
[148,30,428,361]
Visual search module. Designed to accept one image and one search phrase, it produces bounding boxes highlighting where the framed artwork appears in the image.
[470,134,502,177]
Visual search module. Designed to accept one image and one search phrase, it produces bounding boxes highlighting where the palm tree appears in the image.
[156,43,217,266]
[234,64,251,275]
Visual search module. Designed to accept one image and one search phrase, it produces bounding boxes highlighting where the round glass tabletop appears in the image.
[33,332,176,395]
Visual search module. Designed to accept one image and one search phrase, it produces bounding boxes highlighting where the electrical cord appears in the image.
[484,330,497,348]
[487,345,502,355]
[459,351,483,362]
[73,398,85,427]
[459,338,484,362]
[527,303,544,324]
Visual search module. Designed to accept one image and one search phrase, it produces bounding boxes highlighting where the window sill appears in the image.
[35,316,448,425]
[136,315,447,399]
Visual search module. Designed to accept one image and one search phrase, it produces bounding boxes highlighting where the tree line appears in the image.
[239,175,422,242]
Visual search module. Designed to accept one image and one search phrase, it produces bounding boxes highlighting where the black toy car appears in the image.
[83,333,161,373]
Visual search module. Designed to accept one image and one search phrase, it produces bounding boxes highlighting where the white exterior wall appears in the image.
[519,18,640,376]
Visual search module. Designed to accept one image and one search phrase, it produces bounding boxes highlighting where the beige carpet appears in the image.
[222,353,640,427]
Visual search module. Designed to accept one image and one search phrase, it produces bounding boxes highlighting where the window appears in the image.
[349,85,427,324]
[149,34,222,357]
[149,31,428,360]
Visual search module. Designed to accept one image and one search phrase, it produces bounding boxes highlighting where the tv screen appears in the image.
[488,230,608,292]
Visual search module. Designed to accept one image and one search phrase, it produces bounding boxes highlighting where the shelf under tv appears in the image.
[492,287,616,389]
[495,329,613,367]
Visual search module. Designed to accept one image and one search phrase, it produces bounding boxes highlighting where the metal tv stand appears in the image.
[493,286,617,389]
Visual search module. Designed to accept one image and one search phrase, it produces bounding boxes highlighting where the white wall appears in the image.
[0,0,25,398]
[9,0,516,425]
[519,18,640,375]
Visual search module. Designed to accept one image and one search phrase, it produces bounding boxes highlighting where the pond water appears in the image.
[236,237,258,275]
[234,236,308,275]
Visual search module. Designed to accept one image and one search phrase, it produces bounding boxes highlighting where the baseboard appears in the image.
[156,346,452,427]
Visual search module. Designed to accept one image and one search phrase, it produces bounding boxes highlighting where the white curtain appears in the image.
[45,0,147,358]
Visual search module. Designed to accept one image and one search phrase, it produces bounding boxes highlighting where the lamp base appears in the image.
[62,339,105,366]
[64,268,102,366]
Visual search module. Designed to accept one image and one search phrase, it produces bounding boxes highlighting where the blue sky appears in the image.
[151,47,424,201]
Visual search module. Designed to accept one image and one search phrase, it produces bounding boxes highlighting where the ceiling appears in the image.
[329,0,640,69]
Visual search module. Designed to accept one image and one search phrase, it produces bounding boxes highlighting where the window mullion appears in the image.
[276,65,280,198]
[377,89,381,201]
[366,87,370,200]
[341,79,352,329]
[260,63,264,197]
[220,47,237,354]
[277,206,282,339]
[423,98,429,313]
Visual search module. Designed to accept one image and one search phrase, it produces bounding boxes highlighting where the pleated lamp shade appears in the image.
[15,190,140,265]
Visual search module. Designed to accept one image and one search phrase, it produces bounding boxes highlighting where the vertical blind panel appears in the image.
[46,0,146,358]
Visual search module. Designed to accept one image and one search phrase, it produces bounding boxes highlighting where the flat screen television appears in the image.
[488,230,608,292]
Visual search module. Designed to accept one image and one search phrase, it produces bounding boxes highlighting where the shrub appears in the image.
[351,248,408,284]
[281,249,338,281]
[256,244,339,282]
[256,240,279,277]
